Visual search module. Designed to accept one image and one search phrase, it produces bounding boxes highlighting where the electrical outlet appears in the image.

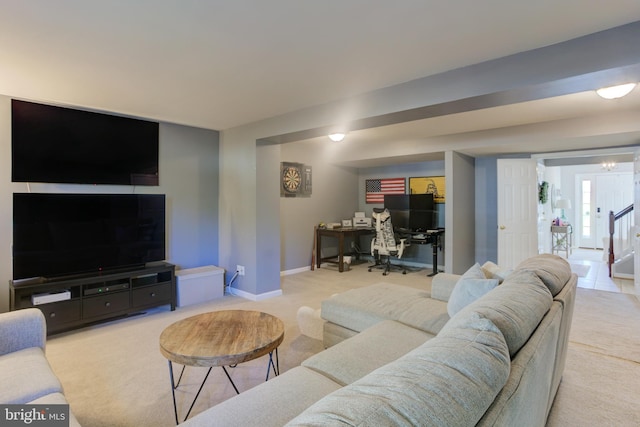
[236,265,245,276]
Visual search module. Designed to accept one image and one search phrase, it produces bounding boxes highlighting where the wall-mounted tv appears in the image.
[13,193,166,281]
[12,99,159,185]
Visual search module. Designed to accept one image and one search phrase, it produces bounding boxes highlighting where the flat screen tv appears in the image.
[384,193,435,232]
[13,193,166,281]
[11,99,159,185]
[408,193,435,232]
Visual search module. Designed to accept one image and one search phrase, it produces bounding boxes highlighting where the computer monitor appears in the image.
[409,194,435,231]
[384,194,410,230]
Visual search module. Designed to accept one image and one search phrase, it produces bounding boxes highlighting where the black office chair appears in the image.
[368,208,407,275]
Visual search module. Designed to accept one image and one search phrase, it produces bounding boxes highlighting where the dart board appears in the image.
[282,165,302,193]
[280,162,312,197]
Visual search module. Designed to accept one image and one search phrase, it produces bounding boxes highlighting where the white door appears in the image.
[497,159,539,269]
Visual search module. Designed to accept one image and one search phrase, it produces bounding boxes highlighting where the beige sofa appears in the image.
[0,308,81,427]
[181,254,577,426]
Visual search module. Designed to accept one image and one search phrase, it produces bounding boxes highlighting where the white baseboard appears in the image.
[281,266,311,276]
[227,287,283,301]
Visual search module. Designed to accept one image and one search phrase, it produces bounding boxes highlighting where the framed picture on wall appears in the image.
[409,176,445,203]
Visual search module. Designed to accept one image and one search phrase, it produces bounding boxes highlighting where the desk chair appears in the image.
[368,208,407,275]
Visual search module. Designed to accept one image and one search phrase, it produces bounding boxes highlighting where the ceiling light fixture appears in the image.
[595,83,637,99]
[328,133,346,142]
[601,161,617,171]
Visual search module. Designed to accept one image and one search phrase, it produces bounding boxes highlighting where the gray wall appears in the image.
[280,140,359,271]
[474,157,498,264]
[0,95,219,312]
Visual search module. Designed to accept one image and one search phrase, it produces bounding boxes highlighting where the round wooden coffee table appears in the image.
[160,310,285,423]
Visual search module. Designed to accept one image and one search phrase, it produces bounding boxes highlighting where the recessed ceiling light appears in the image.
[328,133,346,142]
[596,83,637,99]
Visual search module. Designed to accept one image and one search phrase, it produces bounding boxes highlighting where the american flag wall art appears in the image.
[365,178,406,203]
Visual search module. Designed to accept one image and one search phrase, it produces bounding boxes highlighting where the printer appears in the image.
[353,212,372,227]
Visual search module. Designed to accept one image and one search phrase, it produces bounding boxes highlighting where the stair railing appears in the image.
[608,204,634,277]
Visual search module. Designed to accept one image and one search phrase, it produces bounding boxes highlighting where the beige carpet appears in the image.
[546,288,640,426]
[44,264,640,426]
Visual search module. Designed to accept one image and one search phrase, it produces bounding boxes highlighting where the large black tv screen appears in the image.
[12,99,159,185]
[13,193,166,281]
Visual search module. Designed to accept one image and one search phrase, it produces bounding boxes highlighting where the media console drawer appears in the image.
[83,292,130,318]
[132,283,172,307]
[37,300,81,327]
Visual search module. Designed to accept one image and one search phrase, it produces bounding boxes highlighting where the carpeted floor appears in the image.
[546,288,640,426]
[44,264,640,426]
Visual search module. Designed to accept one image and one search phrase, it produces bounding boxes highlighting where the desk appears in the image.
[551,225,572,258]
[316,227,375,272]
[402,229,445,276]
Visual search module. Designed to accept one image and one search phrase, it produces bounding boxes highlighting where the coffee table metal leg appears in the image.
[168,361,179,425]
[221,366,240,394]
[168,361,214,424]
[184,366,213,421]
[266,348,280,381]
[174,365,186,389]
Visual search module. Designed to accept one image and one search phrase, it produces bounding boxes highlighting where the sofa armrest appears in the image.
[0,308,47,355]
[431,273,461,302]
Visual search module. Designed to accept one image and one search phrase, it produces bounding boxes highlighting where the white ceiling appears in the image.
[2,0,640,136]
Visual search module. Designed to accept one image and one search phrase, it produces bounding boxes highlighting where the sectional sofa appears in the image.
[181,253,577,426]
[0,308,81,426]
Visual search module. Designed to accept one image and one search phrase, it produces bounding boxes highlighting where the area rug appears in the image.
[547,288,640,426]
[569,263,591,277]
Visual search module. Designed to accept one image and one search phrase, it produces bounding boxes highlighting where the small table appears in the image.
[160,310,285,423]
[316,227,375,272]
[551,225,572,258]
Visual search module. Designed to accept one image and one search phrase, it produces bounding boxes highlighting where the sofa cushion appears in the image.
[0,347,63,404]
[287,312,510,427]
[303,320,434,386]
[430,273,460,302]
[181,366,342,427]
[448,263,499,317]
[321,283,449,336]
[442,269,552,357]
[516,253,572,296]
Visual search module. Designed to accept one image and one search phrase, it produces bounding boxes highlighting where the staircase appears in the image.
[608,204,634,278]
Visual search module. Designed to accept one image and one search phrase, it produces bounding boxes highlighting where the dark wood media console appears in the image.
[10,262,176,334]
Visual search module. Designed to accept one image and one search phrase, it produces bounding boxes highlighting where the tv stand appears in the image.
[10,262,176,334]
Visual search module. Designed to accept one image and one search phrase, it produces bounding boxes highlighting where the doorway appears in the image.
[576,172,633,249]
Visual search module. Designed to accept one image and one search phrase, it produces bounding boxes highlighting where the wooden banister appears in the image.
[608,204,634,277]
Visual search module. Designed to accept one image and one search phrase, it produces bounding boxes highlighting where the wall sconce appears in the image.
[596,83,637,99]
[601,161,617,171]
[328,133,346,142]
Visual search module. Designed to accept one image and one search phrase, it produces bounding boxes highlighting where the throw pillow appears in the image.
[481,261,512,283]
[447,263,499,317]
